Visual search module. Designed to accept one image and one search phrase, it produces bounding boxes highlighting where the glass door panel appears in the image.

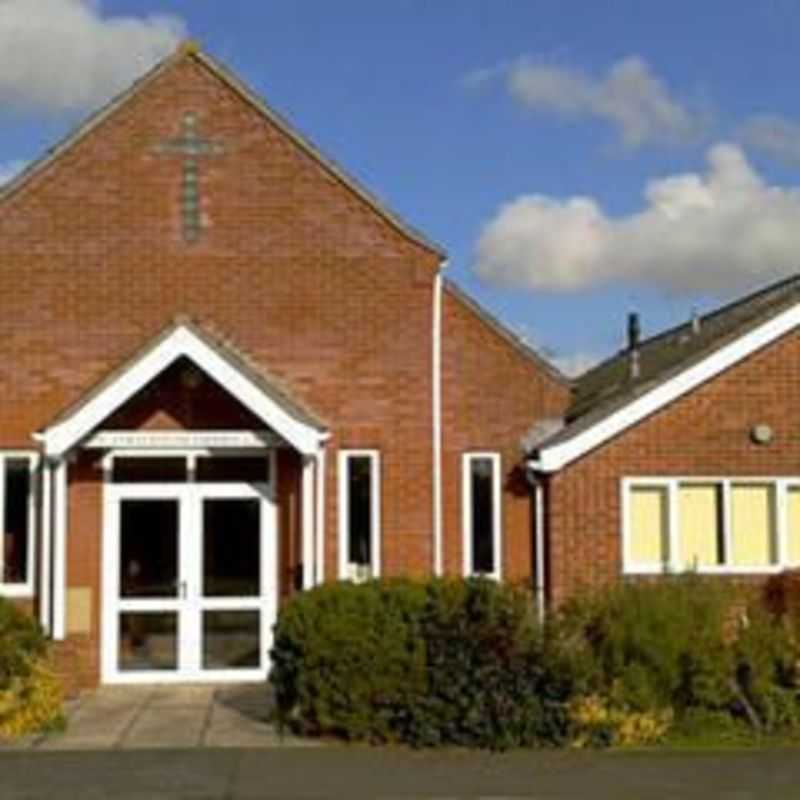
[116,498,182,676]
[202,610,260,669]
[119,612,178,671]
[119,499,179,598]
[202,499,260,597]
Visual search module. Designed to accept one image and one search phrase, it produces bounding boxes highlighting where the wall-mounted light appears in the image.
[751,424,773,445]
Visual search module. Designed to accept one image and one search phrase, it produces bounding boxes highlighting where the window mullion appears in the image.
[0,457,5,584]
[777,479,788,568]
[721,479,732,568]
[668,479,679,573]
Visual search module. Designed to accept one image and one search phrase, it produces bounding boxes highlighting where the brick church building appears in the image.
[2,43,800,690]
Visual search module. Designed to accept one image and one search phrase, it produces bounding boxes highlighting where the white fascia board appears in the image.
[40,326,325,457]
[536,302,800,473]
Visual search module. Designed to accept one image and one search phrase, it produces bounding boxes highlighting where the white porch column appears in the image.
[51,459,68,641]
[314,448,326,585]
[301,455,315,589]
[39,462,53,634]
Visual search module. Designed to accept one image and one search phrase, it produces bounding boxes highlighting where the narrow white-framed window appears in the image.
[0,453,38,597]
[462,452,502,580]
[338,450,381,581]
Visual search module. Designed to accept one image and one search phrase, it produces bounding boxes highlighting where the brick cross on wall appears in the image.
[155,112,225,243]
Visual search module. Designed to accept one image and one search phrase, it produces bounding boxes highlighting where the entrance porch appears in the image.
[30,320,330,688]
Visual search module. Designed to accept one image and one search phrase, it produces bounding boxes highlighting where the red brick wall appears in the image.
[0,51,569,687]
[63,451,104,690]
[441,286,570,582]
[0,51,441,581]
[547,329,800,605]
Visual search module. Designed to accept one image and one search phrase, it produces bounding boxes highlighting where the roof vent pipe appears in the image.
[627,312,641,352]
[691,309,701,336]
[627,312,641,380]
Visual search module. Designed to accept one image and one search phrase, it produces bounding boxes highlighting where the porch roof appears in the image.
[36,318,329,457]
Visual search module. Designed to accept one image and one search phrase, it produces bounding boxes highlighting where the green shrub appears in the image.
[0,598,63,739]
[557,577,735,715]
[406,578,547,748]
[270,575,800,749]
[271,579,428,741]
[0,598,46,683]
[271,578,552,749]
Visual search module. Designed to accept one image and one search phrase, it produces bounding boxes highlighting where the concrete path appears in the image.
[4,684,317,750]
[2,747,800,799]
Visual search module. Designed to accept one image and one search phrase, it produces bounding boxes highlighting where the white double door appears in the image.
[102,481,276,683]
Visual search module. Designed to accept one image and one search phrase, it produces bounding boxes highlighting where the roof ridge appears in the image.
[443,278,571,386]
[579,271,800,382]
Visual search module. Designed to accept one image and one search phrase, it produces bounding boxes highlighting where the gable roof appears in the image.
[444,279,570,386]
[37,318,328,457]
[0,41,446,260]
[532,272,800,471]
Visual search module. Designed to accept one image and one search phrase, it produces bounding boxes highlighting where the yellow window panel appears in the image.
[788,488,800,566]
[629,486,669,566]
[730,484,776,567]
[678,484,722,569]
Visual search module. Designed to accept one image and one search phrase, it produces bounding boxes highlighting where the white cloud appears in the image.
[0,159,26,185]
[503,56,707,148]
[739,114,800,167]
[0,0,186,114]
[475,143,800,295]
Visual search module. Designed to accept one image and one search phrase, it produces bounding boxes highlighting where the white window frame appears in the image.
[462,452,502,580]
[337,450,381,581]
[0,452,39,597]
[622,476,800,576]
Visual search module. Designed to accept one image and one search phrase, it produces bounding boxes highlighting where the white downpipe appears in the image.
[432,265,445,576]
[301,455,315,589]
[534,481,546,625]
[39,462,52,634]
[52,459,68,641]
[315,448,326,585]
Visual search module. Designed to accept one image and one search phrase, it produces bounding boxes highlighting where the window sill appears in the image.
[624,564,789,577]
[465,571,502,582]
[0,584,34,598]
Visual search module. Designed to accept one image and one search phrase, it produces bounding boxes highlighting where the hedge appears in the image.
[270,574,800,749]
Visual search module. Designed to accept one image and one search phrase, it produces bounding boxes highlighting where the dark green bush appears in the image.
[0,598,46,685]
[271,577,551,748]
[270,579,427,741]
[270,575,800,749]
[406,578,547,748]
[557,577,735,714]
[0,597,63,739]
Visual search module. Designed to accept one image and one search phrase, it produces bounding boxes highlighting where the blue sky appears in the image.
[3,1,800,374]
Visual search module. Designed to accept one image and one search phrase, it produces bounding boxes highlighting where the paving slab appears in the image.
[120,705,208,749]
[11,683,312,751]
[38,701,140,750]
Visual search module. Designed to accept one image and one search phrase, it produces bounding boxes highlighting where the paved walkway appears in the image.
[5,684,317,750]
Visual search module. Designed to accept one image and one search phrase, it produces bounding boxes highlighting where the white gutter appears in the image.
[432,263,446,576]
[534,480,546,625]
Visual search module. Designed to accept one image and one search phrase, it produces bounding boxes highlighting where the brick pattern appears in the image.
[548,330,800,605]
[0,52,567,688]
[441,287,570,582]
